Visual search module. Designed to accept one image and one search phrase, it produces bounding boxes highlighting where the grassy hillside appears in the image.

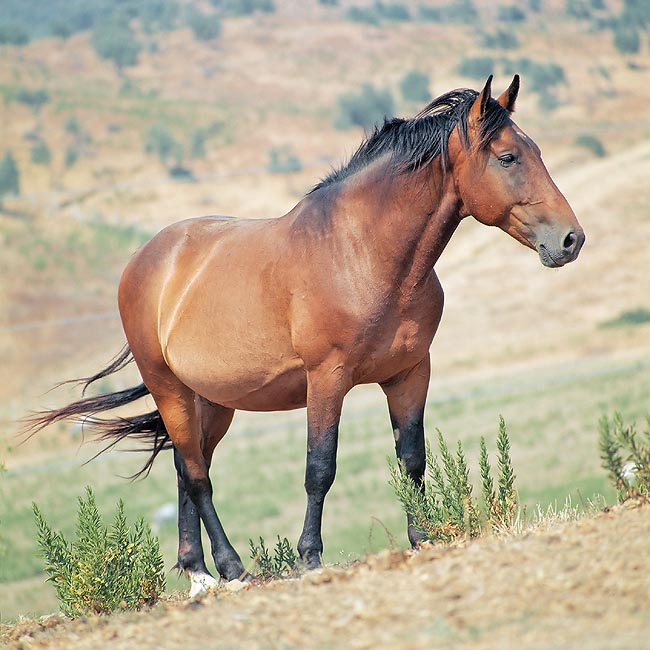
[1,0,649,624]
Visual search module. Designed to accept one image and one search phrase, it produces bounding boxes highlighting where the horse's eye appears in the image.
[498,154,518,168]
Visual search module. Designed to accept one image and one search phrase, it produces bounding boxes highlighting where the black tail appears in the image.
[23,345,172,479]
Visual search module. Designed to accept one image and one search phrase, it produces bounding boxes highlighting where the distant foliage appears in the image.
[16,88,50,115]
[599,413,650,502]
[0,151,20,198]
[613,24,640,54]
[267,146,302,173]
[65,145,79,169]
[575,134,606,157]
[389,417,519,543]
[249,536,299,580]
[457,56,495,80]
[600,308,650,328]
[30,140,52,166]
[480,29,520,49]
[0,24,30,45]
[145,123,182,166]
[375,1,411,21]
[497,5,527,22]
[335,84,395,130]
[319,0,338,5]
[33,487,165,617]
[417,0,479,24]
[186,8,222,41]
[347,6,381,25]
[565,0,591,19]
[214,0,276,16]
[400,70,431,103]
[91,19,142,71]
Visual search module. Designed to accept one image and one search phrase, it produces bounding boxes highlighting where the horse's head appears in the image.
[450,75,585,267]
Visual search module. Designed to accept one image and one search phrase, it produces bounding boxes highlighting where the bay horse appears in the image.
[26,76,584,594]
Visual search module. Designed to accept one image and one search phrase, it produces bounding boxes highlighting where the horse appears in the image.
[25,76,585,594]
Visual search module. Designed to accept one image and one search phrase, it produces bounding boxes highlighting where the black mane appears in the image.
[312,88,511,192]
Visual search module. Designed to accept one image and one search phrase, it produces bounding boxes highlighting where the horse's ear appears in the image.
[497,74,520,114]
[468,75,493,127]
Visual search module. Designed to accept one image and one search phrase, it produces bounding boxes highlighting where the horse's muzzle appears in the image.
[537,228,585,268]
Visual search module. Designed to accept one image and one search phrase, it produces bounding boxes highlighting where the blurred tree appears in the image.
[400,70,431,103]
[335,84,395,130]
[145,124,182,167]
[0,24,30,45]
[91,19,141,72]
[613,24,640,54]
[30,140,52,166]
[16,88,49,116]
[186,9,222,41]
[0,151,20,198]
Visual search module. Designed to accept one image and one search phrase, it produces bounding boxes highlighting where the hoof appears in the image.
[188,571,219,598]
[224,578,248,593]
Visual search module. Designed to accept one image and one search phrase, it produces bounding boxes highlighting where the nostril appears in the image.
[562,231,577,251]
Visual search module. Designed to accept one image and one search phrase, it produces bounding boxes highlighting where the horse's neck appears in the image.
[338,160,462,288]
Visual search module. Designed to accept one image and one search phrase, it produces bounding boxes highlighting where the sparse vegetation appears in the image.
[0,151,20,198]
[145,123,183,168]
[600,308,650,328]
[267,146,302,173]
[30,140,52,166]
[33,487,165,617]
[399,70,431,103]
[249,536,299,580]
[599,413,650,501]
[457,56,495,80]
[335,84,395,130]
[91,19,142,71]
[389,417,518,543]
[575,133,607,157]
[186,8,222,42]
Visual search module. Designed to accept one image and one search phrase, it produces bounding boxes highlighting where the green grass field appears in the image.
[1,349,647,622]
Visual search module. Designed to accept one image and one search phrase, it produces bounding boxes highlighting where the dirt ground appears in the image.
[4,499,648,650]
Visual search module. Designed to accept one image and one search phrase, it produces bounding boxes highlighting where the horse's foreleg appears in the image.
[297,364,348,569]
[381,356,431,547]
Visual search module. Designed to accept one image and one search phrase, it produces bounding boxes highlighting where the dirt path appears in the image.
[5,500,649,650]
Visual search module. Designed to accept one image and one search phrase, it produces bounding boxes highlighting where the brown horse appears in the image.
[27,76,584,593]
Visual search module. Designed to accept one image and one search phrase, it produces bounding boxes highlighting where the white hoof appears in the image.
[188,571,219,598]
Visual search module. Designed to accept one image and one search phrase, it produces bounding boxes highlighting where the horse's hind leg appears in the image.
[152,386,245,582]
[176,399,236,595]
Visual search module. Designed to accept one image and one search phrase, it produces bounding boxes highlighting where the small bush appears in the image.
[480,29,520,49]
[335,84,395,130]
[267,146,302,173]
[457,56,495,80]
[0,24,30,46]
[375,1,411,21]
[249,536,299,580]
[497,5,527,22]
[389,417,518,543]
[599,413,650,502]
[31,140,52,166]
[400,69,431,103]
[0,150,20,197]
[347,6,381,25]
[418,0,478,24]
[186,9,222,42]
[145,123,182,166]
[600,308,650,328]
[64,145,79,168]
[613,24,640,55]
[575,134,606,157]
[33,487,165,617]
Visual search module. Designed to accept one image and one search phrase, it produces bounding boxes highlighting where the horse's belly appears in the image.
[168,345,308,412]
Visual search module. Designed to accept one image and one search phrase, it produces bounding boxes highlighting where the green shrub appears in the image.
[0,24,30,45]
[249,536,299,580]
[389,417,518,543]
[0,150,20,197]
[33,487,165,617]
[613,24,640,54]
[457,56,495,80]
[575,134,606,157]
[186,9,222,41]
[375,1,411,21]
[64,144,79,168]
[31,140,51,165]
[400,69,431,103]
[145,123,182,166]
[497,5,527,21]
[599,413,650,502]
[480,29,520,49]
[16,88,49,114]
[335,84,395,130]
[92,20,141,71]
[347,6,381,25]
[417,0,478,23]
[267,146,302,173]
[600,308,650,328]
